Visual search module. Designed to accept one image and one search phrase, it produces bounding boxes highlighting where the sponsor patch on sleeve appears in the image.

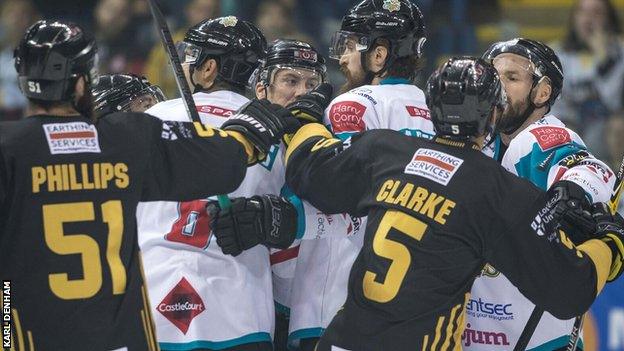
[328,101,367,133]
[43,122,101,154]
[405,106,431,120]
[529,126,572,151]
[196,104,234,117]
[404,148,463,186]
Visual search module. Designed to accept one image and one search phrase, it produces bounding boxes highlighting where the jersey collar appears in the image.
[380,77,411,85]
[434,136,481,151]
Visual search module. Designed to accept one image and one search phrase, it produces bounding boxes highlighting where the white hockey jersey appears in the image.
[288,81,436,344]
[137,90,283,350]
[468,115,615,350]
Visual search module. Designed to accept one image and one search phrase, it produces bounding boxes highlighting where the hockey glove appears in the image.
[286,83,333,125]
[208,195,298,257]
[550,180,596,245]
[222,99,300,163]
[589,202,624,282]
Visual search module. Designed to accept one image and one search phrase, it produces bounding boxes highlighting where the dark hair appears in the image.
[371,39,422,81]
[27,98,67,110]
[563,0,622,51]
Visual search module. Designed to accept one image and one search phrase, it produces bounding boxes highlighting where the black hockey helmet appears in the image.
[256,39,327,87]
[14,20,98,101]
[425,57,506,139]
[92,74,165,116]
[180,16,267,89]
[330,0,426,64]
[483,38,563,107]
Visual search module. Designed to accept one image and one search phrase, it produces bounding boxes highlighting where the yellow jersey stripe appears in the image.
[421,335,429,351]
[27,331,34,351]
[429,315,445,350]
[11,309,25,351]
[441,303,462,350]
[285,123,333,164]
[578,239,613,294]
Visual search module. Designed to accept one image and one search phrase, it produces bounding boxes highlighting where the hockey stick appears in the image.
[514,155,624,351]
[146,0,231,209]
[565,154,624,351]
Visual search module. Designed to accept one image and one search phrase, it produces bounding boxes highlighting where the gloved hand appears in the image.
[550,180,596,245]
[222,99,300,163]
[286,83,333,125]
[589,202,624,282]
[207,195,298,256]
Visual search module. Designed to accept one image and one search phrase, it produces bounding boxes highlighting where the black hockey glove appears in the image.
[286,83,333,125]
[550,180,596,245]
[207,195,298,257]
[222,99,300,162]
[588,202,624,282]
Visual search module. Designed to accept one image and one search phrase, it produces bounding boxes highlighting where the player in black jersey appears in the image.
[282,57,624,351]
[0,20,298,351]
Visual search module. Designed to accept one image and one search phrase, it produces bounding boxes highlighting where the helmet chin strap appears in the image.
[188,64,207,93]
[360,47,392,85]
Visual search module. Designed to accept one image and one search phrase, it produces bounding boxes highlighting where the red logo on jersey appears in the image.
[405,106,431,120]
[165,200,212,248]
[329,101,367,133]
[196,105,234,117]
[157,277,205,334]
[530,127,572,151]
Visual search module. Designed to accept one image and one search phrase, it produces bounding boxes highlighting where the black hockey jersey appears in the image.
[0,112,248,351]
[284,124,611,351]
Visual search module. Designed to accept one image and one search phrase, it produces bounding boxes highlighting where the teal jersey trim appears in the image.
[159,332,272,350]
[493,134,502,161]
[526,335,583,351]
[288,327,325,348]
[380,77,411,85]
[514,141,587,191]
[281,186,306,239]
[259,144,279,171]
[275,300,291,316]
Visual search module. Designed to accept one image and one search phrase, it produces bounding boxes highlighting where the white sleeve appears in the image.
[323,89,379,138]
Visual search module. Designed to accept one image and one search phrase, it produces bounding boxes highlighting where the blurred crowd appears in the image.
[1,0,623,175]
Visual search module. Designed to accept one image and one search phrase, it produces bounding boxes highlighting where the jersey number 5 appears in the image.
[363,210,427,303]
[43,201,126,300]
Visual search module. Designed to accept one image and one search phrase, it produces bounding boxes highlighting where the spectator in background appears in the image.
[256,1,314,44]
[95,0,147,74]
[143,0,220,97]
[0,0,39,120]
[551,0,624,158]
[605,112,624,212]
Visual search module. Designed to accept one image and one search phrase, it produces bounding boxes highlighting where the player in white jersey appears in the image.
[466,38,617,350]
[250,38,332,351]
[135,17,288,351]
[285,1,434,349]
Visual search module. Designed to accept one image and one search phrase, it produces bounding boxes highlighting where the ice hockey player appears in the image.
[134,16,298,351]
[284,56,624,351]
[289,0,432,348]
[0,19,297,351]
[466,38,618,350]
[92,73,165,116]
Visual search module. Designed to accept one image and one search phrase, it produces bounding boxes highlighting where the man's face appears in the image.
[338,36,367,94]
[266,67,322,106]
[128,93,160,112]
[492,53,536,132]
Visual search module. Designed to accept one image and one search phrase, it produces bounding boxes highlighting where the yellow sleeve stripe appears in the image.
[224,131,257,165]
[578,239,613,295]
[285,123,333,164]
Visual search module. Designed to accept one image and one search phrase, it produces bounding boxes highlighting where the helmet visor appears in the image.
[124,85,166,113]
[269,66,325,91]
[329,30,370,60]
[177,41,203,65]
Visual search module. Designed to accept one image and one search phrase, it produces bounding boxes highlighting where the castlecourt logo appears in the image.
[157,277,205,334]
